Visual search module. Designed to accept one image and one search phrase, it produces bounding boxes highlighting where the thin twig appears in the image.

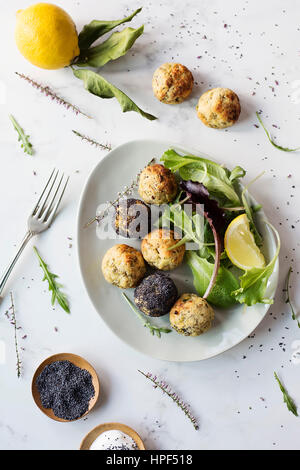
[138,370,199,430]
[6,292,22,378]
[84,158,155,228]
[15,72,92,119]
[72,130,111,151]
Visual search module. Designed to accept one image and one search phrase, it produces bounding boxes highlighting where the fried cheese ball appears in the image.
[170,293,214,336]
[101,244,146,288]
[138,164,177,205]
[141,229,185,271]
[134,272,178,317]
[113,198,151,239]
[196,87,241,128]
[152,63,194,104]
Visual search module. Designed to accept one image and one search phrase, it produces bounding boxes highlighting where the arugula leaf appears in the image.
[242,187,263,246]
[274,372,298,416]
[77,26,144,67]
[232,223,280,306]
[285,267,300,328]
[256,112,300,152]
[73,68,157,121]
[78,8,142,50]
[161,149,242,206]
[34,247,70,313]
[9,114,33,156]
[122,293,171,338]
[186,251,239,308]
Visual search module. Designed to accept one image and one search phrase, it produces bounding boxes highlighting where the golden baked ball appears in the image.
[170,293,214,336]
[101,244,146,288]
[196,87,241,128]
[141,229,185,271]
[152,63,194,104]
[138,164,178,205]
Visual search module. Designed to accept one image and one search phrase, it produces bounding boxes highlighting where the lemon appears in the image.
[224,214,265,270]
[15,3,80,70]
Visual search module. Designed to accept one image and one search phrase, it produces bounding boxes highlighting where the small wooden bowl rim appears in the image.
[32,352,100,422]
[80,422,145,450]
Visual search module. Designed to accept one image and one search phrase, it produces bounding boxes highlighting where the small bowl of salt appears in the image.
[80,423,145,450]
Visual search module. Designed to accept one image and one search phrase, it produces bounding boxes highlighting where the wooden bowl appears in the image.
[32,353,100,422]
[80,422,145,450]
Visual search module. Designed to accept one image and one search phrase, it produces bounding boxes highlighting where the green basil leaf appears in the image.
[161,149,241,206]
[73,68,157,121]
[78,7,142,50]
[186,251,239,308]
[77,26,144,67]
[232,224,280,306]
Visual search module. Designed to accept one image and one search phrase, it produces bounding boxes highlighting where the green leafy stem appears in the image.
[122,293,171,338]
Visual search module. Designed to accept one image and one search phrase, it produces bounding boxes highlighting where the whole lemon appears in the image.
[15,3,80,70]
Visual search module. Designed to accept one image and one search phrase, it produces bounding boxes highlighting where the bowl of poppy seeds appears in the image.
[32,353,100,422]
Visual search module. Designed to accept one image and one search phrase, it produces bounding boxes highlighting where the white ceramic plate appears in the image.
[77,139,279,362]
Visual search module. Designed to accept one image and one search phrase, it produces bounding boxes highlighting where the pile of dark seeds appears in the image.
[36,360,95,420]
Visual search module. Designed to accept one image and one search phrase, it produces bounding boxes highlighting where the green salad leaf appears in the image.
[77,26,144,67]
[232,223,280,306]
[73,69,157,121]
[229,165,246,182]
[161,149,244,206]
[78,8,142,50]
[186,251,239,308]
[274,372,298,416]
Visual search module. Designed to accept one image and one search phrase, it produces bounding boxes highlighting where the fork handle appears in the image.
[0,231,34,296]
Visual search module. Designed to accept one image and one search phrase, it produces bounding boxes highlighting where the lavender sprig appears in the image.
[5,292,22,378]
[284,267,300,328]
[15,72,92,119]
[84,157,155,228]
[72,130,111,151]
[138,370,199,430]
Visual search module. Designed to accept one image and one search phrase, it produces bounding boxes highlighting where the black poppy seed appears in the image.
[35,360,95,421]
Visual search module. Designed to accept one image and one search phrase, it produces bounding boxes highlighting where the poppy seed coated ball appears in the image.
[134,273,178,317]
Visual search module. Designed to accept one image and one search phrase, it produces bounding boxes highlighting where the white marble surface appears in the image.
[0,0,300,450]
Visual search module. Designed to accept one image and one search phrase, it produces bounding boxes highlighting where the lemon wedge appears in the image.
[224,214,265,270]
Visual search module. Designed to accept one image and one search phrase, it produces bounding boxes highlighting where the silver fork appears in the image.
[0,169,69,296]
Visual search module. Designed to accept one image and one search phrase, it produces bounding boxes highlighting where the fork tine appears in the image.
[46,176,69,225]
[35,170,59,219]
[40,173,64,222]
[31,168,56,215]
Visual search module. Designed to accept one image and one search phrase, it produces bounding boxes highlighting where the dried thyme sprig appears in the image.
[256,112,300,152]
[72,130,111,151]
[122,293,171,338]
[15,72,92,119]
[274,372,298,416]
[84,157,155,228]
[284,267,300,328]
[9,114,33,156]
[138,370,199,430]
[5,292,22,378]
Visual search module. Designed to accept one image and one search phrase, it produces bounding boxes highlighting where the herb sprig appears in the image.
[15,72,91,119]
[256,112,300,152]
[122,293,171,338]
[9,114,33,156]
[138,370,199,430]
[274,372,298,416]
[84,158,155,228]
[5,292,22,377]
[72,130,111,151]
[285,267,300,328]
[34,247,70,313]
